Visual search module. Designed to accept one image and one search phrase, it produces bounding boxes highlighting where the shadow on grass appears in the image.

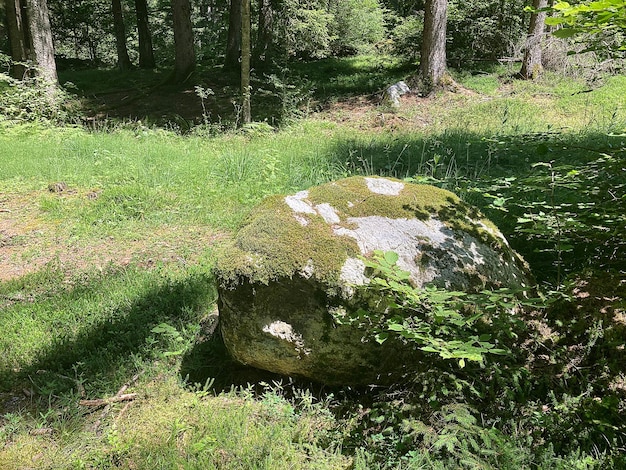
[287,55,413,102]
[321,129,626,282]
[57,56,414,126]
[179,314,359,398]
[0,265,216,398]
[179,327,288,395]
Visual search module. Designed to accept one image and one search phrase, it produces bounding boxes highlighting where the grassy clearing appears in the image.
[1,58,625,468]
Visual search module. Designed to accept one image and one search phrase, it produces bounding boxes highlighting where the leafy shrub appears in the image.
[387,13,424,60]
[274,0,387,60]
[329,0,386,56]
[0,66,76,124]
[278,0,335,60]
[337,250,525,368]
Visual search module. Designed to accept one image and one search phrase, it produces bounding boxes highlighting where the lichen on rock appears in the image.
[215,176,532,385]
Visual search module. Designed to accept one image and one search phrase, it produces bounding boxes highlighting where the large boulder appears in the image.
[215,176,531,385]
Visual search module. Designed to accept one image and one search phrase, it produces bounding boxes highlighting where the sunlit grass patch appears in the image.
[0,376,348,469]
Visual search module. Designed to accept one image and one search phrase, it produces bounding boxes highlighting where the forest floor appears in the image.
[0,189,221,282]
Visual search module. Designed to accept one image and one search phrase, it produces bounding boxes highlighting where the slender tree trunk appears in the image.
[112,0,132,70]
[5,0,29,79]
[0,11,6,46]
[135,0,155,68]
[224,0,241,70]
[171,0,196,83]
[241,0,251,124]
[420,0,448,94]
[253,0,274,69]
[520,0,548,79]
[24,0,57,87]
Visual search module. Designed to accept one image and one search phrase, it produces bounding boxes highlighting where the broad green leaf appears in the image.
[387,323,406,332]
[375,332,389,344]
[553,27,585,38]
[383,251,399,266]
[489,349,509,355]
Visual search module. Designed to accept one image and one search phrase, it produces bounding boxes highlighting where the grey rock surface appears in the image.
[216,176,531,385]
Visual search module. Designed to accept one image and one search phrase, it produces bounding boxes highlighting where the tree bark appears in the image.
[24,0,57,86]
[5,0,29,79]
[519,0,548,79]
[419,0,448,94]
[241,0,251,124]
[225,0,241,70]
[135,0,155,68]
[7,0,58,87]
[253,0,274,69]
[171,0,196,83]
[112,0,132,70]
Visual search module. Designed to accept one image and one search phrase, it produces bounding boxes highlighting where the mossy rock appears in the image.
[216,176,532,385]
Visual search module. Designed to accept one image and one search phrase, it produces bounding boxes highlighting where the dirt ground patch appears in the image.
[0,191,224,282]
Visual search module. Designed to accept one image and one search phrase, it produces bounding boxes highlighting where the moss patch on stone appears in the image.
[215,176,521,288]
[214,194,360,287]
[306,177,459,221]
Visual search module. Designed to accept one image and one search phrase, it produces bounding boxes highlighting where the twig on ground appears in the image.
[115,401,133,423]
[84,372,143,433]
[79,393,138,408]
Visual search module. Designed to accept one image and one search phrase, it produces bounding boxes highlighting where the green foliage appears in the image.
[387,13,424,60]
[273,0,387,61]
[329,0,386,55]
[48,0,113,63]
[339,250,525,368]
[547,0,626,55]
[447,0,528,64]
[0,72,74,123]
[278,0,336,60]
[473,144,626,281]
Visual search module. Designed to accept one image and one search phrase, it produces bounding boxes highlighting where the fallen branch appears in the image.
[85,372,143,434]
[79,393,137,407]
[29,427,54,436]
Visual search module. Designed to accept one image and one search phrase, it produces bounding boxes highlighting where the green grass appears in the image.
[1,57,625,468]
[287,54,413,101]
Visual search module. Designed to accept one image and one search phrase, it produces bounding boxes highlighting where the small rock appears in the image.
[384,81,411,109]
[48,182,68,193]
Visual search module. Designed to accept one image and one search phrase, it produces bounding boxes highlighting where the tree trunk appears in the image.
[241,0,251,124]
[253,0,274,69]
[112,0,132,70]
[171,0,196,83]
[419,0,448,94]
[5,0,29,79]
[135,0,155,68]
[519,0,548,79]
[224,0,241,70]
[20,0,57,87]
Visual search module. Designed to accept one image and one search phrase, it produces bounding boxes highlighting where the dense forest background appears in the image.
[1,0,622,127]
[3,0,533,69]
